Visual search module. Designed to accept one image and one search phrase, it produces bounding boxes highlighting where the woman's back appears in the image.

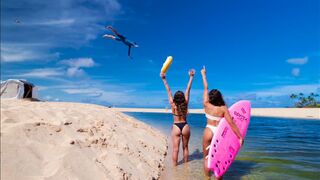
[205,104,225,117]
[172,104,187,122]
[205,104,225,126]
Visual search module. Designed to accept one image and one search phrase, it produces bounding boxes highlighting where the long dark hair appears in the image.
[209,89,226,106]
[173,91,188,116]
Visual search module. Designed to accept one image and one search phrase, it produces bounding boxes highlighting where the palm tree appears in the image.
[290,94,297,99]
[290,92,320,107]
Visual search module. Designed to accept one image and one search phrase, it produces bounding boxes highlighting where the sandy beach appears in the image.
[1,100,167,180]
[113,108,320,120]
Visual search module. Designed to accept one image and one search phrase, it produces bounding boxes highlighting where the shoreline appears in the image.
[112,108,320,120]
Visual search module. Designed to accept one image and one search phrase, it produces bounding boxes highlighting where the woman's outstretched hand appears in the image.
[239,137,244,146]
[160,73,166,79]
[201,66,206,76]
[189,69,195,77]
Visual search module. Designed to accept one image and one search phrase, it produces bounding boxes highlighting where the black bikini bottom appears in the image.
[174,122,188,132]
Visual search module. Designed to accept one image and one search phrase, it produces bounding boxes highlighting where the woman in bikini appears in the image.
[201,66,243,179]
[160,69,195,166]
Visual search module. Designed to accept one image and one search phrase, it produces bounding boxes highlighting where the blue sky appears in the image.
[1,0,319,108]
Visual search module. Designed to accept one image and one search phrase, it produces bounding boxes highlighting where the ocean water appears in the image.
[125,112,320,180]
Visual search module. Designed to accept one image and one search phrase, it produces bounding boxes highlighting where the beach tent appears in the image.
[0,79,38,99]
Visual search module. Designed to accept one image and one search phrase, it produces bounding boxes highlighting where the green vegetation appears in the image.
[290,93,320,108]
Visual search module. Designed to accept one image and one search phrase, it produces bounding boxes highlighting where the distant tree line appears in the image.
[290,93,320,108]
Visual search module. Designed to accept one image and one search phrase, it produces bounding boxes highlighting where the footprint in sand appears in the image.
[3,118,17,123]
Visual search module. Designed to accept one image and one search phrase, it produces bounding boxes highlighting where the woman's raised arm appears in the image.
[185,69,195,103]
[201,66,210,106]
[160,73,174,106]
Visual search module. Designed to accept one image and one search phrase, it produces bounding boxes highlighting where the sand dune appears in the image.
[1,100,167,180]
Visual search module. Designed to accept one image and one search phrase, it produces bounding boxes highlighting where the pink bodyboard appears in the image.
[207,100,251,177]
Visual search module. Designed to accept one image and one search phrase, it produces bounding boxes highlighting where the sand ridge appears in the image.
[1,100,168,180]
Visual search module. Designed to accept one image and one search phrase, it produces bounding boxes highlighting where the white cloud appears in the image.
[0,43,59,62]
[15,68,64,78]
[30,19,75,26]
[61,58,95,68]
[63,88,103,97]
[66,67,85,77]
[1,0,122,62]
[62,87,136,105]
[292,68,300,77]
[8,57,96,79]
[60,57,96,77]
[37,80,159,107]
[248,84,319,97]
[6,0,121,39]
[223,83,320,107]
[286,56,308,65]
[7,58,96,80]
[286,56,308,77]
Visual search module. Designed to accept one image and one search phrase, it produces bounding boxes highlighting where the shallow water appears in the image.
[125,112,320,180]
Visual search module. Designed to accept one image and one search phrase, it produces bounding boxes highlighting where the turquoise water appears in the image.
[126,112,320,180]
